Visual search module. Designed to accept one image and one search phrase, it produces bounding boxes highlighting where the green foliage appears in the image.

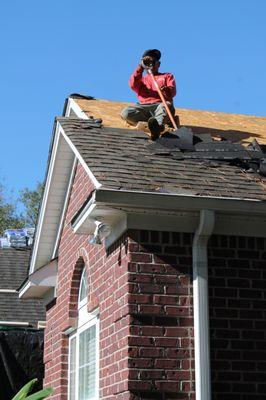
[19,182,44,227]
[0,182,24,235]
[12,379,53,400]
[0,180,44,235]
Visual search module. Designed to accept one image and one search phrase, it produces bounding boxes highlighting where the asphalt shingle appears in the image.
[59,118,266,201]
[0,248,46,326]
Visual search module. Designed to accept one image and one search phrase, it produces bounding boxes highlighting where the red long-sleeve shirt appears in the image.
[129,66,176,104]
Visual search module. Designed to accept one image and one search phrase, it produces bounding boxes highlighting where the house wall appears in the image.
[43,163,195,400]
[43,162,266,400]
[43,162,131,400]
[127,230,195,399]
[209,235,266,400]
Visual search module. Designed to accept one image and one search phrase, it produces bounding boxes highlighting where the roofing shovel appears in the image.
[147,69,178,131]
[147,69,193,149]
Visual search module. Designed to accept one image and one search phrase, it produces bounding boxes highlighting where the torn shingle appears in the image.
[58,117,266,200]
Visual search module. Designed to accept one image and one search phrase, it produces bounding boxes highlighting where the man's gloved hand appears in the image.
[141,56,155,69]
[160,86,169,97]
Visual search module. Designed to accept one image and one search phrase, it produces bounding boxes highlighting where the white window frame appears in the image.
[68,268,99,400]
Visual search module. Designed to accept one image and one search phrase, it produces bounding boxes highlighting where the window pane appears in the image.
[79,269,87,304]
[78,325,96,400]
[69,337,76,400]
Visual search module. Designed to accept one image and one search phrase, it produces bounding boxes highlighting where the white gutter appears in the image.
[0,289,17,293]
[0,321,30,327]
[94,188,266,215]
[193,209,215,400]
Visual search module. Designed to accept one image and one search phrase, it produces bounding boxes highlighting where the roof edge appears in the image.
[94,187,266,215]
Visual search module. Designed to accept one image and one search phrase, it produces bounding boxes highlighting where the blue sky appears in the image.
[0,0,265,203]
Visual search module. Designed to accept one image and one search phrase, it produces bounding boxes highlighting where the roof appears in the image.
[0,293,45,326]
[58,116,266,201]
[0,248,31,290]
[0,248,45,326]
[75,98,266,145]
[24,96,266,290]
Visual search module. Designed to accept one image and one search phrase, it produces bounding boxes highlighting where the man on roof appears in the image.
[121,49,177,139]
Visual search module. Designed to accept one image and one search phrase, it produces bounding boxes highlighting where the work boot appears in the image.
[148,117,164,140]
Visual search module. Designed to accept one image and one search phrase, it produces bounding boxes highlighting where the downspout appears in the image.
[192,209,215,400]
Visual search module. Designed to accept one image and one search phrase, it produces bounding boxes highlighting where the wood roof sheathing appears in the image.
[75,98,266,145]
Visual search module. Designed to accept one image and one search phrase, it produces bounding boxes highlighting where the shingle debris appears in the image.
[58,117,266,200]
[147,127,266,177]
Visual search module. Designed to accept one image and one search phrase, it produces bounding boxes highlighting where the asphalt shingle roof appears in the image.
[59,117,266,201]
[0,248,45,326]
[0,248,31,290]
[0,293,45,325]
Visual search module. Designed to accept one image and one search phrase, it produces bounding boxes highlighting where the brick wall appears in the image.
[43,163,195,400]
[43,162,266,400]
[43,163,131,400]
[127,230,195,400]
[209,235,266,400]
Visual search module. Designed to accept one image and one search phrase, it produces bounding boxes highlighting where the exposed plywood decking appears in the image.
[75,98,266,145]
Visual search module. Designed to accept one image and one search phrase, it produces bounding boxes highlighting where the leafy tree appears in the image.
[0,181,44,235]
[19,182,44,228]
[0,182,24,235]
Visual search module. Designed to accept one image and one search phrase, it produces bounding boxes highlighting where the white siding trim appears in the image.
[59,125,101,189]
[29,123,61,274]
[52,157,77,258]
[65,98,89,119]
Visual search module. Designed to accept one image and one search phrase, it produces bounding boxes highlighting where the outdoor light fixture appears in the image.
[88,221,111,245]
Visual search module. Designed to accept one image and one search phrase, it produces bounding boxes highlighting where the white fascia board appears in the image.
[52,157,77,259]
[91,188,266,238]
[94,188,266,215]
[72,186,266,247]
[19,259,57,299]
[59,125,102,190]
[19,281,51,299]
[29,122,61,274]
[72,201,97,234]
[30,124,75,274]
[72,197,127,247]
[30,97,99,275]
[50,97,94,257]
[72,201,127,235]
[65,97,89,119]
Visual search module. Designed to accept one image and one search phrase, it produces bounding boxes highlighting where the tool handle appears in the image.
[148,70,178,130]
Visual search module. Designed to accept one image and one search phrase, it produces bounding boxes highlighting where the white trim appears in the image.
[0,321,30,326]
[19,259,57,299]
[68,316,99,400]
[68,266,99,400]
[105,213,127,248]
[52,157,77,259]
[37,321,46,329]
[29,97,89,274]
[59,125,102,189]
[65,98,89,119]
[193,210,215,400]
[94,188,266,214]
[72,201,97,235]
[29,122,61,274]
[19,281,32,298]
[0,289,17,293]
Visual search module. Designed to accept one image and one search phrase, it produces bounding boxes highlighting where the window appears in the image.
[68,268,99,400]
